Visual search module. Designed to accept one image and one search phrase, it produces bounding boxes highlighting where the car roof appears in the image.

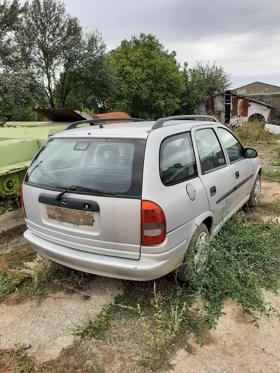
[53,120,222,139]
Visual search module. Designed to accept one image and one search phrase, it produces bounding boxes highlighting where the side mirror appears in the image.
[245,147,258,158]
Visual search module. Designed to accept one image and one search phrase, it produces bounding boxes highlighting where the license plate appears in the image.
[47,205,94,226]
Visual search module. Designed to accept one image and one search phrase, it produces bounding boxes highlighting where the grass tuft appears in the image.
[0,270,15,301]
[71,304,113,339]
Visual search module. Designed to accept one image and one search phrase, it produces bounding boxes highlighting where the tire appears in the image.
[175,223,209,282]
[248,174,261,208]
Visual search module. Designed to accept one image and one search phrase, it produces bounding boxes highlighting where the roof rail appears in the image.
[65,117,144,130]
[152,115,219,130]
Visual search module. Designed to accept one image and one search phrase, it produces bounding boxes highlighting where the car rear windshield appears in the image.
[25,138,146,198]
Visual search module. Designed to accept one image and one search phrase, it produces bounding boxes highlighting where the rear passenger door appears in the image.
[193,127,236,230]
[143,131,209,237]
[216,127,254,207]
[158,132,209,231]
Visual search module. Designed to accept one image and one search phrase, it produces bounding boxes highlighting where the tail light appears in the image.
[141,200,166,246]
[20,184,26,218]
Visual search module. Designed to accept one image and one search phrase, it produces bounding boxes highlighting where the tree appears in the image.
[0,0,44,120]
[181,62,231,114]
[56,31,111,110]
[0,0,20,66]
[18,0,82,107]
[107,33,185,119]
[0,70,45,120]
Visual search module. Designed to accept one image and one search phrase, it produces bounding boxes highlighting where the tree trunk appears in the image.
[46,69,55,108]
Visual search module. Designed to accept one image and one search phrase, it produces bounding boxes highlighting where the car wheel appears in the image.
[248,174,261,208]
[176,223,209,282]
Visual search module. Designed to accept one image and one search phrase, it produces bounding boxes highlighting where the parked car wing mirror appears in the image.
[245,148,258,158]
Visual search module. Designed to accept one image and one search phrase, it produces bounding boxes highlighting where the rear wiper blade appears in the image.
[56,185,78,201]
[56,185,116,201]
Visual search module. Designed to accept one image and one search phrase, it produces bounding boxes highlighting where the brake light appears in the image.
[20,184,26,218]
[141,200,166,246]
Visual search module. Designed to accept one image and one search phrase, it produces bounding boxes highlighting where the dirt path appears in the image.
[261,180,280,203]
[0,209,24,234]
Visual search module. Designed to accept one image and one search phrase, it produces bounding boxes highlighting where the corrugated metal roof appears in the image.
[209,92,274,108]
[32,108,92,122]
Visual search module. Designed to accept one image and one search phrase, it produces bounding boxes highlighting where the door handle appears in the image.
[210,186,216,196]
[235,171,240,179]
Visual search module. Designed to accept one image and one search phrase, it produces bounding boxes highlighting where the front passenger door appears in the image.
[216,127,254,208]
[193,128,236,231]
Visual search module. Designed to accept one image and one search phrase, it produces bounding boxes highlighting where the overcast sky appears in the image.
[64,0,280,88]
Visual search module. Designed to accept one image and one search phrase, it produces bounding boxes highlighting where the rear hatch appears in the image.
[23,136,146,260]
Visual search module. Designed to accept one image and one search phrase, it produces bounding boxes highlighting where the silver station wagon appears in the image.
[22,115,261,281]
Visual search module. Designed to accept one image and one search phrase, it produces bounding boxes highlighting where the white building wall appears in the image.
[248,102,270,121]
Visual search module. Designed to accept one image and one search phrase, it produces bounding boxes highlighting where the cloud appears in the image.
[64,0,280,87]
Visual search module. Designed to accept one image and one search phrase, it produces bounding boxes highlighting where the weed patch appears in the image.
[71,304,113,339]
[0,347,35,373]
[137,283,203,350]
[20,261,93,299]
[0,270,15,301]
[232,123,278,146]
[271,146,280,166]
[140,214,280,341]
[263,169,280,183]
[189,214,280,326]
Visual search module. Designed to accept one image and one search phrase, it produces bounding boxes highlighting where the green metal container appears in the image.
[0,109,93,214]
[0,122,69,214]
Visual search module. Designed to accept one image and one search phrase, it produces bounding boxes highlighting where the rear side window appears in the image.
[217,127,244,163]
[195,128,226,174]
[160,132,197,186]
[25,138,146,198]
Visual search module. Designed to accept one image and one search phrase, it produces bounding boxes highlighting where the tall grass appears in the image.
[232,122,277,145]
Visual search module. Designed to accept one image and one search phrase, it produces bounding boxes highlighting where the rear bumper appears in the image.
[24,229,187,281]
